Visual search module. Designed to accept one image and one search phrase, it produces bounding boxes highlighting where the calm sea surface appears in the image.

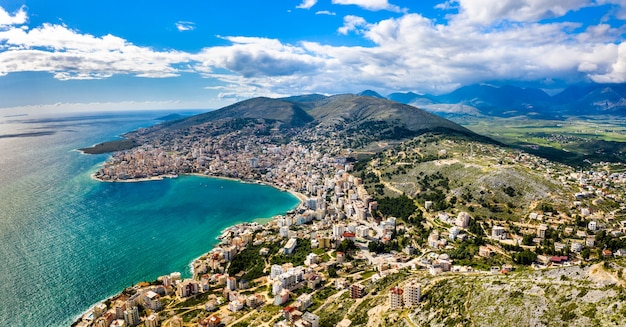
[0,111,300,326]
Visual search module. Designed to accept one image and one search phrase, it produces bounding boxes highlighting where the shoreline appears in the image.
[91,171,309,203]
[76,171,305,326]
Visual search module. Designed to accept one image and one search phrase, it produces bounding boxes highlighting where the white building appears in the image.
[305,253,318,266]
[274,289,290,306]
[301,312,320,327]
[492,226,506,240]
[456,212,470,228]
[333,224,345,239]
[389,287,403,309]
[588,220,597,231]
[145,314,158,327]
[571,242,583,253]
[228,300,244,312]
[123,306,140,327]
[143,291,161,311]
[449,226,461,240]
[284,238,297,254]
[271,264,284,279]
[403,282,421,307]
[227,276,237,291]
[296,293,313,310]
[176,279,200,298]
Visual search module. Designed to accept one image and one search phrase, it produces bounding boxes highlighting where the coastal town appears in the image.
[77,116,626,327]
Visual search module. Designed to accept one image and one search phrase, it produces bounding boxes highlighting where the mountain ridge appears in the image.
[385,83,626,117]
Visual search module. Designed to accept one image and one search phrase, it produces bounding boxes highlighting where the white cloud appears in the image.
[0,23,190,79]
[0,5,27,26]
[296,0,318,9]
[1,2,626,103]
[175,21,195,32]
[316,10,337,15]
[451,0,594,25]
[588,42,626,83]
[194,36,323,78]
[332,0,403,12]
[337,15,369,34]
[205,76,291,101]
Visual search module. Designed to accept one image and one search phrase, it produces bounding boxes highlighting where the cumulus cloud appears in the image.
[337,15,369,34]
[175,21,195,32]
[0,23,190,79]
[451,0,594,25]
[1,2,626,101]
[296,0,318,9]
[0,5,27,26]
[332,0,403,12]
[205,75,292,101]
[194,36,323,78]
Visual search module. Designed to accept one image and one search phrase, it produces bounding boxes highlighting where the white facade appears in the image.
[389,287,403,309]
[403,282,421,307]
[492,226,506,240]
[284,238,297,254]
[456,212,470,228]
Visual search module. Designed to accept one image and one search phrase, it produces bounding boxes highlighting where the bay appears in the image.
[0,111,300,326]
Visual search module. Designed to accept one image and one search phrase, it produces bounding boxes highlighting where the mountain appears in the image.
[357,90,386,99]
[302,94,472,134]
[160,97,315,129]
[388,92,438,106]
[436,84,552,116]
[136,93,485,149]
[553,84,626,114]
[389,83,626,117]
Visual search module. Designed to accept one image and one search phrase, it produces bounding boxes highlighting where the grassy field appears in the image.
[461,116,626,166]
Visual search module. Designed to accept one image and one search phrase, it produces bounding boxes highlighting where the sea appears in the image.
[0,110,300,326]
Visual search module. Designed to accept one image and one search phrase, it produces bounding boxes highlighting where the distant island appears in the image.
[79,139,139,155]
[76,93,626,327]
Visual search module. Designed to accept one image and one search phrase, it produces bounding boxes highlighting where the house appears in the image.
[274,289,290,306]
[478,245,491,257]
[301,312,320,327]
[351,284,365,299]
[228,300,244,312]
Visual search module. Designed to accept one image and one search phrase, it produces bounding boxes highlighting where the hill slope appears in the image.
[305,94,472,133]
[161,97,314,129]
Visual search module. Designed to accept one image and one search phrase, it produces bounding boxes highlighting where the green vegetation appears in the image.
[270,238,312,267]
[227,242,268,281]
[512,250,537,265]
[463,116,626,165]
[376,195,418,220]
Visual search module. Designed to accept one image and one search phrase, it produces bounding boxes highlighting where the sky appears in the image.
[1,0,626,112]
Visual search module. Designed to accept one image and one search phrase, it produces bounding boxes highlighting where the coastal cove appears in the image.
[0,112,300,326]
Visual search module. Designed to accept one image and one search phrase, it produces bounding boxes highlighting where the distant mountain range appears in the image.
[383,83,626,117]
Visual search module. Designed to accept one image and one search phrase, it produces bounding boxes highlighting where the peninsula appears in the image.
[76,94,626,327]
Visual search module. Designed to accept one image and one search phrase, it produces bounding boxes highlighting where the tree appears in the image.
[337,239,356,253]
[513,250,537,265]
[522,234,534,246]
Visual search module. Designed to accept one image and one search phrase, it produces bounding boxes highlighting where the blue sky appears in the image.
[1,0,626,112]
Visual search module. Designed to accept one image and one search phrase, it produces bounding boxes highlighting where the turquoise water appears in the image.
[0,111,300,326]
